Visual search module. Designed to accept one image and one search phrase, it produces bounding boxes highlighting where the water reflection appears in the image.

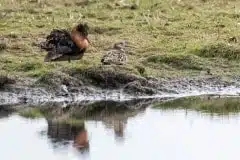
[2,97,240,160]
[47,120,89,153]
[0,105,15,119]
[38,99,152,142]
[113,120,126,141]
[37,99,154,156]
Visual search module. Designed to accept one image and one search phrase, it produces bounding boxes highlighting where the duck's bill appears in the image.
[86,37,90,44]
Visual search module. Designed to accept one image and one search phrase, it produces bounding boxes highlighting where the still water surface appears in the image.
[1,98,240,160]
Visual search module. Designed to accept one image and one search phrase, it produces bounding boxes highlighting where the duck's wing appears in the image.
[41,29,70,50]
[41,29,78,62]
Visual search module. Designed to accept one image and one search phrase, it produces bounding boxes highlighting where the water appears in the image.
[1,97,240,160]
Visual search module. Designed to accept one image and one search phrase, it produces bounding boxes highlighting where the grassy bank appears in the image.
[0,0,240,80]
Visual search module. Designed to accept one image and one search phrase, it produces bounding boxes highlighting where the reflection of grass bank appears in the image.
[52,118,84,127]
[154,96,240,115]
[17,99,150,125]
[19,108,84,126]
[19,108,43,119]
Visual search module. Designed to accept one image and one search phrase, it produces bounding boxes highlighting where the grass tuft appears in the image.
[146,54,206,70]
[194,43,240,60]
[19,61,44,72]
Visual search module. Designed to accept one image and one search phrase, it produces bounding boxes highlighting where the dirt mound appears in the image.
[36,66,158,95]
[0,75,15,88]
[71,67,147,89]
[37,71,83,89]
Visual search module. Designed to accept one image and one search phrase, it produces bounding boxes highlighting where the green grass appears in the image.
[154,96,240,115]
[0,0,240,80]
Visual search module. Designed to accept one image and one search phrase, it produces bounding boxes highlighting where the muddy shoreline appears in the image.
[1,69,240,105]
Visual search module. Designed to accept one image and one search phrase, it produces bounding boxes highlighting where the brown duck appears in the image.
[40,23,90,62]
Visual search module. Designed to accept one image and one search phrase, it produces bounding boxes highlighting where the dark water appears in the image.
[1,97,240,160]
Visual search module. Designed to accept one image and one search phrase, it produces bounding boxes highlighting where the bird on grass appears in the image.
[40,23,90,63]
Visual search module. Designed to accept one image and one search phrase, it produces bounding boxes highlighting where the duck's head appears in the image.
[75,23,89,38]
[71,23,90,49]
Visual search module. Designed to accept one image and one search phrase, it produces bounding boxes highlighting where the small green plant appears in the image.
[135,65,146,76]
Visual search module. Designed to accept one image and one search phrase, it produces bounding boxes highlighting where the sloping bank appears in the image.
[0,66,240,105]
